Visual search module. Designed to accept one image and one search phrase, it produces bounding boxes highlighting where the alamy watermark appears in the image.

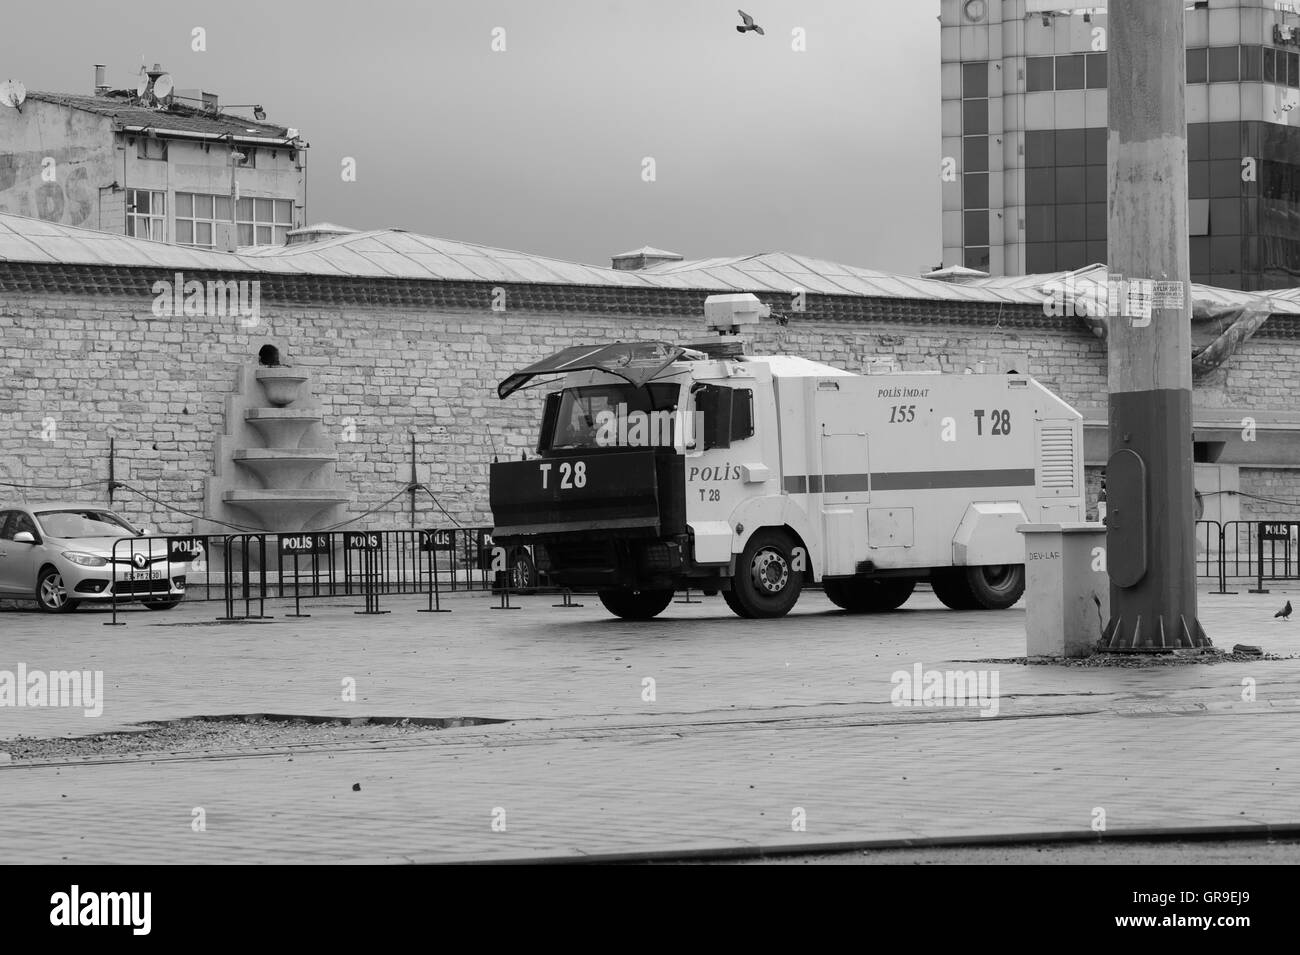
[890,662,1000,717]
[151,271,260,327]
[0,663,104,717]
[592,403,702,449]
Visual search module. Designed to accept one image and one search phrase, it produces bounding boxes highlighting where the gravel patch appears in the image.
[966,648,1295,667]
[0,714,504,763]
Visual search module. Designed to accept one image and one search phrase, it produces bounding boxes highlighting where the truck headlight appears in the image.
[62,552,108,567]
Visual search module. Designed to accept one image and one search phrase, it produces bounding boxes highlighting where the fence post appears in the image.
[286,544,310,619]
[553,587,583,609]
[491,544,521,611]
[1211,524,1235,595]
[1249,522,1269,594]
[418,529,451,614]
[103,537,125,626]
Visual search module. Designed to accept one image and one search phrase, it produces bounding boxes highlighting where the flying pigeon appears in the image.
[737,9,765,35]
[1276,600,1292,620]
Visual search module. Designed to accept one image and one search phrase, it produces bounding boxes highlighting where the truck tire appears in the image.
[963,564,1025,609]
[930,568,976,610]
[931,565,1025,611]
[597,588,674,620]
[723,529,804,619]
[824,578,916,613]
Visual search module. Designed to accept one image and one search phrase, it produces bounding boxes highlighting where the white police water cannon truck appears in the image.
[489,294,1084,620]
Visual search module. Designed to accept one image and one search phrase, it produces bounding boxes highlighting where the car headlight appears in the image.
[61,552,108,567]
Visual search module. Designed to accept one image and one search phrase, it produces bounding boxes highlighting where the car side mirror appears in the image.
[12,531,36,544]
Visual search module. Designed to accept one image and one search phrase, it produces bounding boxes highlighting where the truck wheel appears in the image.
[930,569,976,610]
[597,588,674,620]
[724,529,804,619]
[824,578,916,613]
[963,564,1025,610]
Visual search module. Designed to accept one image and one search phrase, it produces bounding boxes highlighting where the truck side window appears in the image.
[694,384,733,450]
[537,391,562,453]
[730,388,754,442]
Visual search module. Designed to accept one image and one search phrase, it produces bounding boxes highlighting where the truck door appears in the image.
[818,426,871,505]
[813,383,871,577]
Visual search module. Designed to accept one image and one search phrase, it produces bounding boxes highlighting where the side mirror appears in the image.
[138,527,154,536]
[12,531,36,544]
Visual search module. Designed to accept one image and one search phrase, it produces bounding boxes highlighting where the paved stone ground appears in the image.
[1,582,1298,863]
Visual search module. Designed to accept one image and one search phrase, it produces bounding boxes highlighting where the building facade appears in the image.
[2,213,1300,538]
[940,0,1300,290]
[0,67,306,249]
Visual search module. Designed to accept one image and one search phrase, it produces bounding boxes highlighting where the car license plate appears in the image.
[124,570,163,581]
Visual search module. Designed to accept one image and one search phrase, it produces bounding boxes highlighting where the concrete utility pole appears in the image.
[1103,0,1209,650]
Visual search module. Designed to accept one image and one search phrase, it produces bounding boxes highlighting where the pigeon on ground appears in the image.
[1276,600,1292,620]
[737,10,765,35]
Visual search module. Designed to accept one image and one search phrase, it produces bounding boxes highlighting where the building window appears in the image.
[236,197,294,246]
[1025,130,1055,168]
[136,137,168,161]
[962,135,989,174]
[1241,45,1263,83]
[175,192,232,248]
[1055,54,1085,91]
[963,99,988,135]
[1055,129,1086,166]
[1208,46,1239,83]
[1085,53,1107,89]
[1263,46,1277,84]
[962,62,987,99]
[176,192,293,248]
[1027,56,1054,92]
[964,246,990,271]
[964,173,989,209]
[1187,47,1208,84]
[126,189,165,240]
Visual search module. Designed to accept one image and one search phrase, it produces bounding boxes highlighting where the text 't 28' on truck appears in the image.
[489,294,1083,621]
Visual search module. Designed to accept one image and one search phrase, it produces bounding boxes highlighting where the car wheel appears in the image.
[36,567,80,613]
[724,529,804,619]
[493,548,538,595]
[597,588,674,620]
[823,577,916,612]
[142,598,184,611]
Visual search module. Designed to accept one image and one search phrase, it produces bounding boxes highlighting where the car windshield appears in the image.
[547,382,683,450]
[35,510,137,538]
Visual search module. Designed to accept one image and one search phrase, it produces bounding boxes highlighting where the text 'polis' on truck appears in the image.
[489,294,1083,620]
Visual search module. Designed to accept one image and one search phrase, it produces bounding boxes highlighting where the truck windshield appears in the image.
[548,382,684,450]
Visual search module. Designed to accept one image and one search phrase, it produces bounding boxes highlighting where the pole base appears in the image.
[1101,613,1211,651]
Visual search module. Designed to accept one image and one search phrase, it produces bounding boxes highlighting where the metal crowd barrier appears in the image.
[102,534,207,627]
[1193,519,1300,594]
[1244,520,1300,594]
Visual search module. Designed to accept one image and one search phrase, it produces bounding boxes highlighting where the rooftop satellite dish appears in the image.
[153,73,173,100]
[0,79,27,111]
[135,75,148,99]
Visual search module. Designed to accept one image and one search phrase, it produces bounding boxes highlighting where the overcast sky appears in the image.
[2,0,940,273]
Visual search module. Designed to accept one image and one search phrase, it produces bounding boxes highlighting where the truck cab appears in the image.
[490,295,1084,620]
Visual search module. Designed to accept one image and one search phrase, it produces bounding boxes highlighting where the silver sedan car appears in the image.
[0,503,187,613]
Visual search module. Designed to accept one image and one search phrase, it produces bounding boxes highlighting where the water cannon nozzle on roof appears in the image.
[703,293,770,336]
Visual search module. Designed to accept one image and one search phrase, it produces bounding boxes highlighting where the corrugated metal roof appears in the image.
[637,251,1053,304]
[1,211,1296,312]
[26,91,291,139]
